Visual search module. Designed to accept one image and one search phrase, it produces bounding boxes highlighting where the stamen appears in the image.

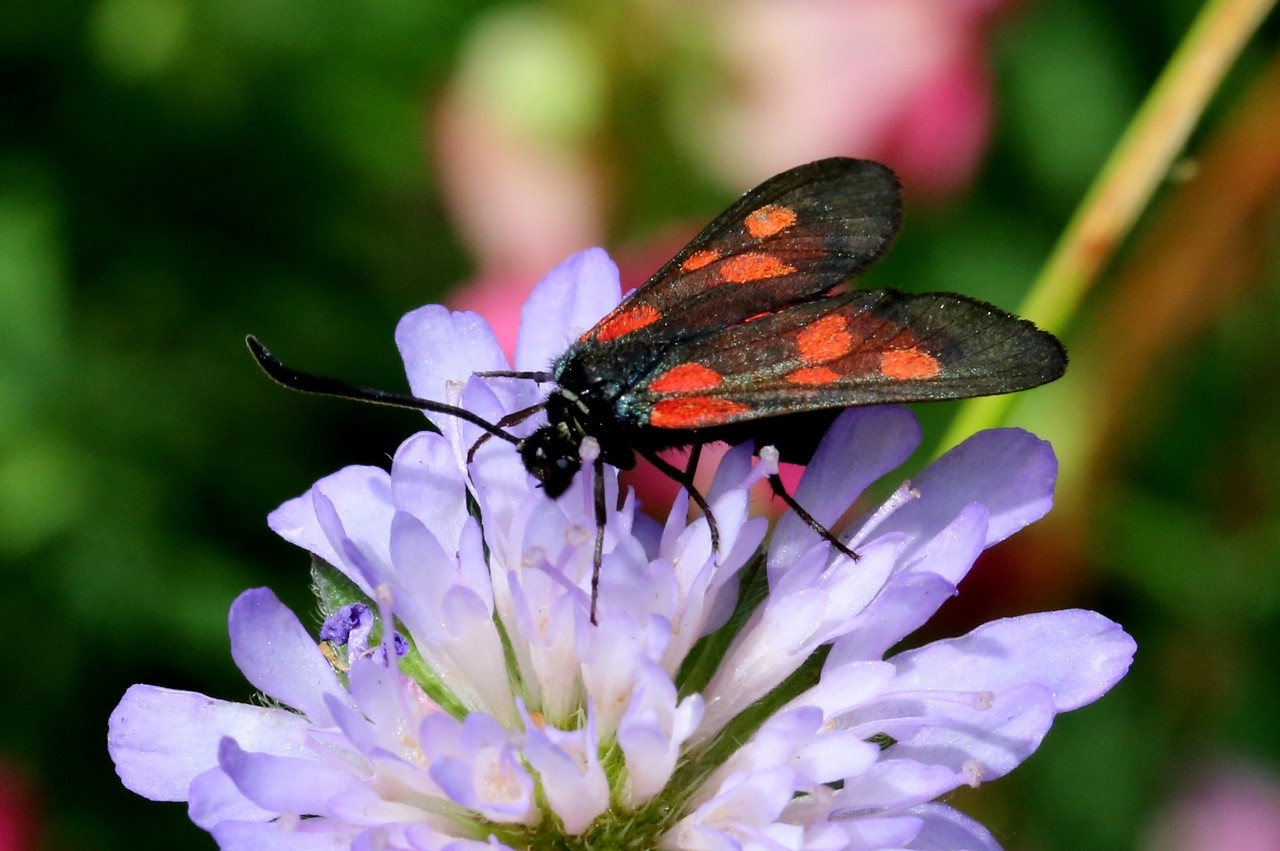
[319,603,370,645]
[565,524,592,547]
[845,480,922,550]
[757,445,781,477]
[961,759,986,788]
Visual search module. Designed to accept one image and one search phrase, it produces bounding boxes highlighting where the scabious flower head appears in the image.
[109,248,1135,850]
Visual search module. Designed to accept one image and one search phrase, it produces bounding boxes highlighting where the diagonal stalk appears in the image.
[940,0,1276,450]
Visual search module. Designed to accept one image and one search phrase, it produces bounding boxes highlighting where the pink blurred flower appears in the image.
[435,90,605,280]
[691,0,1006,197]
[0,761,39,851]
[432,5,607,281]
[1145,758,1280,851]
[435,0,1007,289]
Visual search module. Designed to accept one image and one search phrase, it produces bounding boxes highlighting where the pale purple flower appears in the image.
[109,248,1135,849]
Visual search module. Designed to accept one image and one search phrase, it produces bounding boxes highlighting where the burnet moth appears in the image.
[248,158,1066,621]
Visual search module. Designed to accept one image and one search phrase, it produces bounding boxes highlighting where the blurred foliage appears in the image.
[1,0,1278,849]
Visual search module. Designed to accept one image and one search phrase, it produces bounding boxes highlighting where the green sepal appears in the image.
[308,555,467,718]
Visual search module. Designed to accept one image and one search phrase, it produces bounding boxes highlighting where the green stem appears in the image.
[939,0,1276,450]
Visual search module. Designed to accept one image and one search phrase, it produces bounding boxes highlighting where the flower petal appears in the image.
[268,465,394,592]
[218,737,355,815]
[831,759,962,815]
[188,767,274,828]
[616,662,703,805]
[514,247,620,372]
[904,802,1003,851]
[520,705,609,834]
[827,570,960,664]
[391,431,471,551]
[700,537,900,738]
[770,406,921,572]
[889,609,1137,712]
[879,684,1058,783]
[109,684,310,801]
[873,428,1056,568]
[396,305,508,405]
[229,588,353,725]
[210,818,360,851]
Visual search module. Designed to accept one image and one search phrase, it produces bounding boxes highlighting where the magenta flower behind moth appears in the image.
[109,248,1134,850]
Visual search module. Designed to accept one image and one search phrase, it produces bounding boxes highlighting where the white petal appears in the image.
[268,465,394,595]
[229,588,352,726]
[699,538,900,739]
[905,802,1003,851]
[826,571,959,664]
[770,406,921,574]
[889,610,1136,711]
[514,247,620,372]
[616,662,701,804]
[391,431,470,551]
[831,759,961,815]
[881,684,1058,782]
[108,684,309,801]
[210,818,360,850]
[520,708,609,834]
[871,429,1056,570]
[218,737,355,814]
[187,766,274,828]
[396,305,507,405]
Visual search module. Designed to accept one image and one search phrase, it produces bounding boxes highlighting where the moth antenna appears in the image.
[245,336,521,447]
[476,369,556,382]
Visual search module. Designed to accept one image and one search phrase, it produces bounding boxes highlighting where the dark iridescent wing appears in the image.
[617,289,1067,429]
[579,158,901,348]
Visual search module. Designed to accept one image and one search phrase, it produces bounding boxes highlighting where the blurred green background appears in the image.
[3,0,1279,848]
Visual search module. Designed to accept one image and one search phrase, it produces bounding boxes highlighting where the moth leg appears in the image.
[590,453,607,625]
[466,402,546,464]
[685,443,703,483]
[639,448,721,556]
[767,474,859,562]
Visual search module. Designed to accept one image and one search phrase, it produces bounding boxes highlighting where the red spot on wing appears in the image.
[649,362,722,393]
[649,397,751,428]
[591,304,661,344]
[881,348,941,380]
[719,253,796,283]
[796,314,856,362]
[745,204,798,239]
[681,249,721,271]
[785,365,840,386]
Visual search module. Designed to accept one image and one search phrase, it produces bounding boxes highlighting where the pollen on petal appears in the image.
[649,397,751,428]
[745,204,798,239]
[719,253,796,284]
[881,348,941,380]
[796,314,855,362]
[681,249,721,272]
[649,363,722,394]
[591,304,661,343]
[785,366,840,385]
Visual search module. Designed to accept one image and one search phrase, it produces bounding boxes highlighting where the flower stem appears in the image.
[939,0,1276,450]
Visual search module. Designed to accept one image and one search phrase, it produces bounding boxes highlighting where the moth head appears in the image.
[519,424,582,498]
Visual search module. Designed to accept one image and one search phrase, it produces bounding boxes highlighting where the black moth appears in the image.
[249,158,1066,621]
